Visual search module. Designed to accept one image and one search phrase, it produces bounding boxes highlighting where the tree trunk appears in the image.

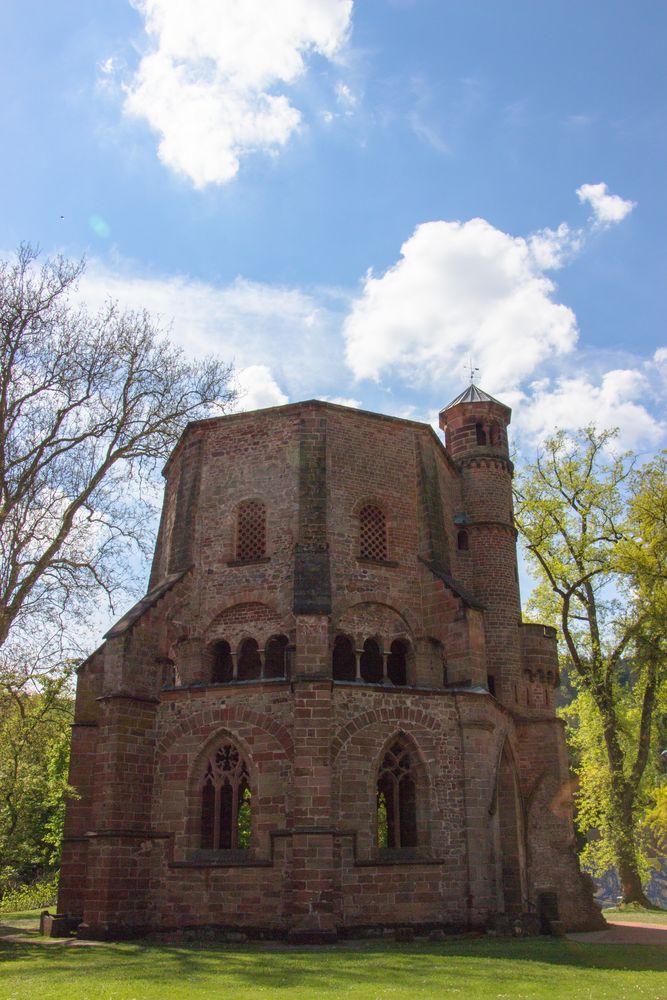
[610,777,655,907]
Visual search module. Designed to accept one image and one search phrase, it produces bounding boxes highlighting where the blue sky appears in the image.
[1,0,665,457]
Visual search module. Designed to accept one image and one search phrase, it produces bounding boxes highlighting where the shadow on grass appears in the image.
[1,935,666,990]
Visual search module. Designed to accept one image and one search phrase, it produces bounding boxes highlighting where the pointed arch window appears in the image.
[377,740,418,849]
[200,743,251,850]
[359,505,387,561]
[236,500,266,562]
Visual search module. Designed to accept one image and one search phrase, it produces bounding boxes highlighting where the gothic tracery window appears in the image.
[200,743,251,850]
[236,500,266,562]
[359,505,387,561]
[376,740,418,849]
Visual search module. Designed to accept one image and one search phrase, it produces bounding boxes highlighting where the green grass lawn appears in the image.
[603,906,667,925]
[1,912,666,1000]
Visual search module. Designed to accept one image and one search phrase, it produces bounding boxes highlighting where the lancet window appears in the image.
[376,739,418,849]
[200,743,251,850]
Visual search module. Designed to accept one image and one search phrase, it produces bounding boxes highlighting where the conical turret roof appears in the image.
[443,383,505,410]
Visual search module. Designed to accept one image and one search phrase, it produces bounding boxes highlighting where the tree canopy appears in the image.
[515,428,667,905]
[0,244,237,654]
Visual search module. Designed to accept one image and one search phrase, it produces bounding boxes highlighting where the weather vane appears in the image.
[465,358,479,385]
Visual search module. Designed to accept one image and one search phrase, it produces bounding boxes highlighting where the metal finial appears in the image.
[466,359,480,385]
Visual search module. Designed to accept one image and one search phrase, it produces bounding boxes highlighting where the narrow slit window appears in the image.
[476,423,487,446]
[200,743,250,850]
[359,505,387,561]
[236,500,266,562]
[457,529,469,551]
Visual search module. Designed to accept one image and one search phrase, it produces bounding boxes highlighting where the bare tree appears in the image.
[0,244,237,651]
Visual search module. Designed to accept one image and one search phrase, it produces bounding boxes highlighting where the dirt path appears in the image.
[568,920,667,945]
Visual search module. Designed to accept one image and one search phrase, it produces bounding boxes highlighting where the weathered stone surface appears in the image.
[56,395,601,941]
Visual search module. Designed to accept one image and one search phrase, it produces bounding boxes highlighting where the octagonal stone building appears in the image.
[57,386,601,940]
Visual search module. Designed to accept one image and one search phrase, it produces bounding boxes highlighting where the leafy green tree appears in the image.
[515,429,667,906]
[0,654,74,896]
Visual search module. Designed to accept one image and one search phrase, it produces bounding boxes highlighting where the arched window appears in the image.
[236,500,266,562]
[387,639,408,686]
[200,743,251,850]
[332,634,356,681]
[359,505,387,561]
[211,640,233,683]
[360,638,383,683]
[476,422,487,446]
[237,638,261,681]
[377,740,418,849]
[160,658,176,687]
[265,634,288,679]
[457,529,469,551]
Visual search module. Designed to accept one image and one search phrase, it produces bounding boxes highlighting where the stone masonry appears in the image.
[56,386,603,940]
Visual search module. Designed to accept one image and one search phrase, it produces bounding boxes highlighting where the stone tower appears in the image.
[56,390,603,941]
[439,385,520,704]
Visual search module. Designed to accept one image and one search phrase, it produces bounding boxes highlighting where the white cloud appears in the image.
[335,82,357,109]
[78,261,346,398]
[124,0,353,187]
[576,182,636,226]
[343,217,578,393]
[316,395,362,407]
[233,365,289,411]
[516,369,664,450]
[528,223,582,270]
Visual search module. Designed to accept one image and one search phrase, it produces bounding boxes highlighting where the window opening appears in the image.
[377,740,418,848]
[487,674,497,697]
[360,638,383,683]
[332,635,356,681]
[200,743,250,850]
[387,639,407,686]
[236,500,266,561]
[476,423,487,446]
[457,529,469,551]
[212,640,233,683]
[265,634,288,678]
[238,638,261,681]
[359,505,387,561]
